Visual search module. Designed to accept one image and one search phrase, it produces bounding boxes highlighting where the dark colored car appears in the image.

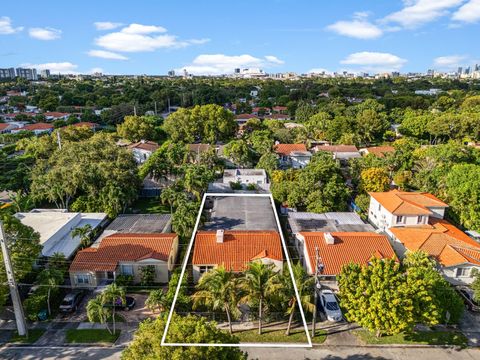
[456,286,480,312]
[105,296,136,311]
[59,290,85,313]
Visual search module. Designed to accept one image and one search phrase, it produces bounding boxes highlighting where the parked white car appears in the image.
[319,289,342,322]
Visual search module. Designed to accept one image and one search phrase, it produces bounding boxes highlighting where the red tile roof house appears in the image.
[11,122,54,135]
[128,140,159,164]
[192,230,284,282]
[368,190,480,285]
[69,233,179,288]
[274,143,312,169]
[299,231,397,288]
[43,112,70,121]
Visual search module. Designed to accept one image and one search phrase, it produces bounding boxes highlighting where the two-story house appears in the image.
[274,143,312,169]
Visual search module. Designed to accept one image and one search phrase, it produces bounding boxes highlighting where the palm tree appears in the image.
[37,268,63,316]
[87,296,111,334]
[172,201,199,238]
[101,283,126,335]
[192,266,240,334]
[71,224,93,249]
[145,289,167,314]
[239,261,280,335]
[48,252,68,274]
[280,263,315,335]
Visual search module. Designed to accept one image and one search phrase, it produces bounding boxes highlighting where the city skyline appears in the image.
[1,0,480,75]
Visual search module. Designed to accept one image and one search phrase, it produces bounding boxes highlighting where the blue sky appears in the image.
[1,0,480,75]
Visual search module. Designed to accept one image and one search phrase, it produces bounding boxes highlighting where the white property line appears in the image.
[161,192,312,348]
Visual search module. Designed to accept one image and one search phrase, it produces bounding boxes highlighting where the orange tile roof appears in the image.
[69,233,177,272]
[301,232,397,275]
[23,123,54,131]
[192,231,283,271]
[390,218,480,267]
[315,145,359,153]
[365,146,395,157]
[274,143,307,156]
[0,123,9,131]
[369,189,448,215]
[128,141,159,152]
[73,122,98,128]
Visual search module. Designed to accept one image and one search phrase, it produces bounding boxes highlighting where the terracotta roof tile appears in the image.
[274,143,307,156]
[390,218,480,267]
[128,141,159,152]
[72,122,98,128]
[315,145,359,153]
[69,233,177,272]
[192,231,283,271]
[369,189,448,215]
[301,232,397,275]
[364,146,395,157]
[23,123,54,131]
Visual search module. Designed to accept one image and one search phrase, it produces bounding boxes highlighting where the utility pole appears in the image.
[0,221,28,337]
[167,98,171,113]
[154,101,158,115]
[311,246,321,338]
[56,130,62,150]
[133,105,137,116]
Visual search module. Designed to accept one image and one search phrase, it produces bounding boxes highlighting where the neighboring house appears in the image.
[272,106,288,113]
[187,143,225,163]
[0,123,14,133]
[360,146,395,158]
[222,169,268,187]
[192,230,283,282]
[128,140,159,164]
[389,219,480,285]
[43,112,70,121]
[313,145,361,161]
[274,143,312,169]
[235,114,257,126]
[300,231,397,286]
[11,123,53,135]
[368,190,448,234]
[69,233,179,287]
[72,122,99,130]
[264,113,290,121]
[287,212,374,258]
[14,209,108,258]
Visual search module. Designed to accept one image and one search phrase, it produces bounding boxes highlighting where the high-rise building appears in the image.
[40,69,50,78]
[234,68,240,74]
[464,66,471,75]
[457,66,463,75]
[15,68,37,80]
[0,68,16,79]
[167,70,175,77]
[475,64,480,72]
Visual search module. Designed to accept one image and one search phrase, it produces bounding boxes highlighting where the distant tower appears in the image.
[183,68,188,79]
[167,70,175,77]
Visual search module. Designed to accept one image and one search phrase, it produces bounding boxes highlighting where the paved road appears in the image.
[1,345,480,360]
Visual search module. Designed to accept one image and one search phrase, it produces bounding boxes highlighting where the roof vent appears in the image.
[216,229,224,243]
[324,232,335,245]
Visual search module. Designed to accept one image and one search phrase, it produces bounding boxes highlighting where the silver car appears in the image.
[319,289,343,322]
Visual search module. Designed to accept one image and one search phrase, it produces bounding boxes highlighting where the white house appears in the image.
[128,140,159,164]
[313,145,361,161]
[11,123,53,135]
[222,169,268,187]
[14,209,108,258]
[274,143,312,169]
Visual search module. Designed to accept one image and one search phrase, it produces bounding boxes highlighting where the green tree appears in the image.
[101,283,126,335]
[48,252,68,275]
[36,268,63,316]
[472,272,480,303]
[239,262,280,335]
[117,115,159,142]
[122,314,247,359]
[279,263,315,336]
[71,224,93,249]
[183,164,215,201]
[145,289,167,314]
[87,296,112,333]
[360,167,390,192]
[224,140,251,167]
[192,266,240,334]
[248,130,274,156]
[172,201,199,239]
[256,152,278,174]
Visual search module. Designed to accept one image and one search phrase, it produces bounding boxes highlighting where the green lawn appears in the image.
[233,328,326,344]
[65,329,120,344]
[355,329,468,347]
[128,198,170,214]
[9,329,45,344]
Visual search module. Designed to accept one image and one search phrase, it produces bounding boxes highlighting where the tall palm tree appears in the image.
[71,224,93,249]
[280,263,315,335]
[239,261,280,335]
[192,266,240,334]
[101,283,126,335]
[145,289,167,314]
[87,296,111,334]
[37,268,63,316]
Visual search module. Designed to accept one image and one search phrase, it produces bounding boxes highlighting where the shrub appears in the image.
[230,181,242,190]
[24,294,47,321]
[140,265,155,286]
[115,274,134,287]
[246,183,257,191]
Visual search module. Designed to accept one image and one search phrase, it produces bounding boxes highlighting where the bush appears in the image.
[230,181,242,190]
[140,265,155,286]
[246,183,257,191]
[24,294,47,321]
[115,274,134,287]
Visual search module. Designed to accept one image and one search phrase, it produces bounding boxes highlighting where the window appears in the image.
[75,274,90,284]
[199,265,214,275]
[456,268,470,277]
[121,264,134,276]
[378,204,381,211]
[417,215,424,224]
[396,215,404,224]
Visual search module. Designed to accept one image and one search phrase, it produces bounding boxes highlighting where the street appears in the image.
[1,345,480,360]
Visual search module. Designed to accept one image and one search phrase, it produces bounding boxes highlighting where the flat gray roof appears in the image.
[288,212,374,234]
[105,214,172,233]
[203,196,277,231]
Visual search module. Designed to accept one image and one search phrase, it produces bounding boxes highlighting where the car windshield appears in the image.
[326,301,339,311]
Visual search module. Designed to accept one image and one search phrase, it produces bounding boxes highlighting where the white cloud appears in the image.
[21,62,78,74]
[29,27,62,40]
[88,49,128,60]
[383,0,464,28]
[94,22,123,31]
[452,0,480,23]
[327,19,383,39]
[341,51,407,72]
[0,16,23,34]
[433,55,467,69]
[94,23,208,52]
[177,54,285,75]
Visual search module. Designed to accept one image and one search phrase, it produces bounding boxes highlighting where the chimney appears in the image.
[216,229,224,243]
[324,232,335,245]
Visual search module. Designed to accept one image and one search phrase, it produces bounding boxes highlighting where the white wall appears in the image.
[441,264,480,285]
[132,148,152,164]
[291,155,311,169]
